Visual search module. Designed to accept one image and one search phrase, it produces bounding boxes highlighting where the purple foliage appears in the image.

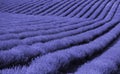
[0,0,120,74]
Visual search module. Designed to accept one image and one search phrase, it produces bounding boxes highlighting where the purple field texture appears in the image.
[0,0,120,74]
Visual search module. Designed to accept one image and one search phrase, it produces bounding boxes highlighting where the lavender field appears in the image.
[0,0,120,74]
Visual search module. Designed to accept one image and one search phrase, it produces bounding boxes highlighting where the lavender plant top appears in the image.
[0,0,120,74]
